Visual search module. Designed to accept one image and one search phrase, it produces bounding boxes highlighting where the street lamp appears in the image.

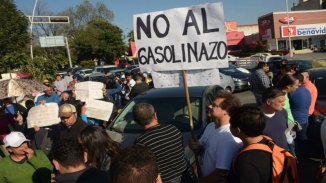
[30,0,38,61]
[285,0,293,57]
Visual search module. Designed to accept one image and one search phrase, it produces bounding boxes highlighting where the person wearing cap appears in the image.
[0,132,53,183]
[59,104,88,141]
[43,79,50,85]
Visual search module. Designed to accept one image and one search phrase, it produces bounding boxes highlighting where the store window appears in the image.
[278,40,286,50]
[302,39,308,49]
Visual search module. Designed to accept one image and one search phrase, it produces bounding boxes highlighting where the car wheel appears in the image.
[225,87,232,93]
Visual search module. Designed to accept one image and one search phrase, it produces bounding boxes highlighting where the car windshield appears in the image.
[84,70,92,74]
[290,61,312,71]
[112,97,202,133]
[103,67,119,73]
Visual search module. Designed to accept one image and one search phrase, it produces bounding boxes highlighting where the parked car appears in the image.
[310,68,326,115]
[106,85,224,148]
[57,71,67,78]
[219,73,235,93]
[93,65,119,74]
[227,54,239,61]
[219,66,251,91]
[228,63,251,74]
[110,69,126,78]
[267,56,288,62]
[67,67,84,75]
[306,68,326,159]
[268,59,312,76]
[82,72,106,82]
[75,69,93,77]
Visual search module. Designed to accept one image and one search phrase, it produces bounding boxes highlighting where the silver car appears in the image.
[219,72,235,93]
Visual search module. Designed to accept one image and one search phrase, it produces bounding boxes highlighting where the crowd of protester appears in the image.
[0,59,324,183]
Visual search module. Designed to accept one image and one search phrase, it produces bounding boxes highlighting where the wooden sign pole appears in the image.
[182,70,202,178]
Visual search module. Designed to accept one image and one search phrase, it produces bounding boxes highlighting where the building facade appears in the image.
[258,10,326,51]
[292,0,325,11]
[225,22,259,53]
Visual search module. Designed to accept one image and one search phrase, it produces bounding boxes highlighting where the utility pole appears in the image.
[65,37,73,68]
[285,0,293,57]
[30,0,38,61]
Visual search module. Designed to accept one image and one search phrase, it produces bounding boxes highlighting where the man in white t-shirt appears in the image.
[190,92,243,183]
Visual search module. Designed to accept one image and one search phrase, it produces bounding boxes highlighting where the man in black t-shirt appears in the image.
[133,103,187,183]
[229,106,272,183]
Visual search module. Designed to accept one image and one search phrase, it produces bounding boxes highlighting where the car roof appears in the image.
[308,67,326,75]
[94,65,116,68]
[88,72,105,77]
[135,86,213,99]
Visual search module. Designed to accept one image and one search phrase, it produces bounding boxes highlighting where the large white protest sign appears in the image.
[75,81,104,101]
[85,99,114,121]
[151,69,220,88]
[27,103,61,128]
[133,3,228,72]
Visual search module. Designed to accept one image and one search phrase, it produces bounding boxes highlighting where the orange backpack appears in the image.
[239,136,299,183]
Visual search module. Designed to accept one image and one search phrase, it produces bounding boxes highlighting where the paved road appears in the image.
[292,52,326,60]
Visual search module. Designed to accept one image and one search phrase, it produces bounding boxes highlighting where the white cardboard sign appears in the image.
[133,3,228,72]
[85,99,114,121]
[27,103,61,128]
[151,69,220,88]
[75,81,104,101]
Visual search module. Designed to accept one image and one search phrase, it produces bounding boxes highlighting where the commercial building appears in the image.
[225,22,259,53]
[258,9,326,52]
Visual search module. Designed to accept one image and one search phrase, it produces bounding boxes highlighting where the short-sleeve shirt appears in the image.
[199,123,243,176]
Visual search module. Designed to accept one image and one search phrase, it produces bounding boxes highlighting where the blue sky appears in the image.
[15,0,297,35]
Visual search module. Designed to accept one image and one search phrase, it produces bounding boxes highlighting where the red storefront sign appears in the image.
[281,26,297,37]
[279,16,297,24]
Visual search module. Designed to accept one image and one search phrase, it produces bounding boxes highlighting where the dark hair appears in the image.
[125,72,132,77]
[294,73,304,83]
[230,106,265,137]
[110,145,159,183]
[281,59,288,64]
[56,74,61,77]
[262,87,286,103]
[79,125,120,170]
[257,62,268,69]
[25,99,35,110]
[133,103,155,126]
[134,73,143,81]
[52,139,84,167]
[213,92,241,114]
[276,74,298,90]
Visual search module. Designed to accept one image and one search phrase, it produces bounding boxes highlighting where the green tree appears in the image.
[80,60,95,69]
[0,0,29,73]
[59,0,114,35]
[21,56,58,81]
[72,20,126,64]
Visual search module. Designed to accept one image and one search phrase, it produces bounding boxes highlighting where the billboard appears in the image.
[281,23,326,37]
[39,36,65,47]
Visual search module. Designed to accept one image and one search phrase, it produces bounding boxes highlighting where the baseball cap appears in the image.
[59,104,77,118]
[43,79,50,84]
[3,132,30,147]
